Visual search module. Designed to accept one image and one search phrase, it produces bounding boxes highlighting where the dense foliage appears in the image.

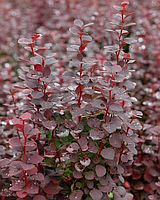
[0,0,160,200]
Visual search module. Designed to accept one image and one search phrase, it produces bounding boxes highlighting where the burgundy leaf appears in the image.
[45,57,57,65]
[102,123,117,133]
[92,99,106,109]
[87,181,94,189]
[78,137,88,151]
[0,158,10,167]
[113,5,123,11]
[25,79,39,88]
[111,65,122,73]
[99,185,112,193]
[26,166,38,176]
[26,141,37,151]
[95,165,106,177]
[109,133,122,148]
[30,56,42,65]
[28,155,44,164]
[40,101,53,109]
[26,185,39,194]
[88,139,98,153]
[117,186,126,197]
[69,28,79,35]
[10,180,25,191]
[9,169,22,176]
[66,143,80,153]
[69,153,79,162]
[80,157,91,167]
[62,71,75,79]
[42,66,51,76]
[77,53,83,61]
[12,118,23,127]
[83,22,94,28]
[124,37,137,44]
[43,182,61,195]
[73,170,82,179]
[89,129,104,140]
[18,38,32,44]
[69,190,83,200]
[28,128,39,135]
[46,53,56,58]
[42,120,56,130]
[124,22,136,27]
[33,195,47,200]
[85,171,95,180]
[89,188,103,200]
[82,35,92,42]
[114,74,125,82]
[27,70,41,79]
[24,124,32,134]
[20,162,35,171]
[100,148,115,160]
[9,137,22,147]
[31,91,44,99]
[74,19,84,27]
[124,80,136,90]
[75,162,85,172]
[87,117,101,128]
[44,146,56,158]
[16,190,27,198]
[109,104,123,112]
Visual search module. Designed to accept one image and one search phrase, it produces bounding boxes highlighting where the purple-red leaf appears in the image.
[70,190,83,200]
[87,117,101,128]
[16,190,27,198]
[89,188,103,200]
[62,71,75,79]
[78,137,88,151]
[33,195,46,200]
[85,171,95,180]
[42,120,56,130]
[44,146,56,158]
[42,67,51,77]
[101,148,115,160]
[28,155,44,164]
[74,19,84,27]
[26,141,37,151]
[109,133,122,148]
[66,143,80,153]
[20,162,35,171]
[80,157,91,167]
[95,165,106,177]
[73,170,82,179]
[9,137,22,147]
[75,162,85,172]
[89,129,104,140]
[43,182,61,195]
[18,38,32,45]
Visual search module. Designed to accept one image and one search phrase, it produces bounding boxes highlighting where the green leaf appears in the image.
[108,192,113,198]
[97,113,104,120]
[63,168,73,177]
[54,112,64,124]
[64,110,72,119]
[65,160,71,165]
[55,138,61,149]
[60,134,73,144]
[44,157,55,167]
[47,130,52,139]
[83,124,92,132]
[85,197,92,200]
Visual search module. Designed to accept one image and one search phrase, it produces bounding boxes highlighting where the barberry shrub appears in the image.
[0,2,142,200]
